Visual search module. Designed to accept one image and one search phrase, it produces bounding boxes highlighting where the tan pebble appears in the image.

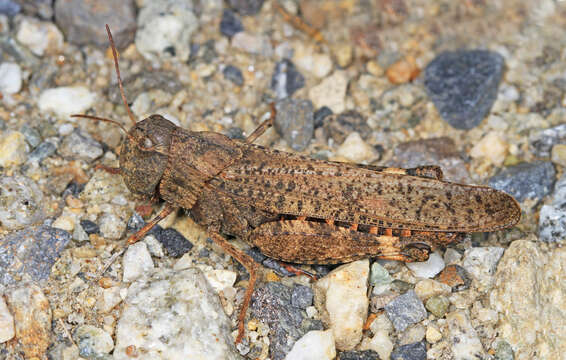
[265,271,281,282]
[52,215,75,232]
[72,246,97,258]
[551,144,566,167]
[99,277,116,289]
[65,195,83,208]
[333,43,353,68]
[89,234,106,248]
[426,325,442,343]
[386,56,420,84]
[366,60,384,77]
[247,318,259,331]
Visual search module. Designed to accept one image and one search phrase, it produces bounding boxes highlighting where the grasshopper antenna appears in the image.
[105,24,137,126]
[70,114,134,142]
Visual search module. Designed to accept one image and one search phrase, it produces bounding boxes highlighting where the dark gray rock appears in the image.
[384,290,427,332]
[0,225,71,286]
[20,125,41,148]
[339,350,381,360]
[261,258,295,277]
[223,65,244,86]
[251,282,305,360]
[108,71,183,106]
[275,98,314,151]
[58,130,103,163]
[80,219,99,235]
[156,228,193,258]
[271,59,305,99]
[424,50,504,129]
[228,0,265,15]
[55,0,136,48]
[220,9,243,37]
[313,106,333,128]
[291,284,313,309]
[13,0,52,19]
[488,161,555,202]
[530,123,566,158]
[391,341,427,360]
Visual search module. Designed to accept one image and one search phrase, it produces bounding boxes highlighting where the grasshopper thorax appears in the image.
[119,114,177,198]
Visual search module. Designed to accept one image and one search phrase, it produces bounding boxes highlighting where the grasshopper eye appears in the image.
[142,137,154,149]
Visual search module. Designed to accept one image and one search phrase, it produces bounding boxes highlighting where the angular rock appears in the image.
[462,247,504,290]
[0,296,15,342]
[58,130,103,163]
[384,290,427,332]
[406,252,445,279]
[391,341,426,360]
[0,131,27,167]
[538,172,566,242]
[122,242,154,282]
[446,311,485,359]
[309,71,348,113]
[275,98,314,151]
[156,227,194,258]
[314,259,369,350]
[530,123,566,158]
[0,225,70,286]
[55,0,136,47]
[74,325,114,359]
[488,161,555,202]
[285,330,335,360]
[220,9,243,38]
[114,268,241,359]
[436,264,471,291]
[0,62,22,94]
[5,284,52,358]
[223,64,244,86]
[271,59,305,99]
[291,284,314,309]
[424,50,504,129]
[38,86,96,117]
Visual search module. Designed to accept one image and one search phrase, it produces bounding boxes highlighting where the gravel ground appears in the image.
[1,0,565,359]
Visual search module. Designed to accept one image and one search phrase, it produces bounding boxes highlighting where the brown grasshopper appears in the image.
[73,25,521,344]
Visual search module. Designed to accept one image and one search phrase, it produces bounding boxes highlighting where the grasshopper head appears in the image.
[119,115,177,198]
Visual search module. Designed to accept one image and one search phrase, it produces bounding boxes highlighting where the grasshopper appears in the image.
[73,25,521,344]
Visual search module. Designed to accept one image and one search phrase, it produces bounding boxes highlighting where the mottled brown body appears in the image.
[76,25,521,346]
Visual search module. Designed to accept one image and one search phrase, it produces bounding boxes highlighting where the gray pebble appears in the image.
[291,284,313,309]
[538,172,566,242]
[223,64,244,86]
[0,0,20,16]
[339,350,381,360]
[385,290,427,332]
[313,106,333,128]
[391,341,427,360]
[274,98,314,151]
[251,282,306,360]
[55,0,135,47]
[323,110,371,144]
[271,59,305,99]
[156,228,193,258]
[80,219,99,235]
[488,161,555,202]
[0,175,44,230]
[0,225,70,286]
[20,125,41,148]
[495,340,514,360]
[29,141,55,163]
[530,123,566,158]
[58,130,103,163]
[108,71,183,106]
[73,325,114,359]
[424,50,504,129]
[261,258,295,277]
[220,9,243,38]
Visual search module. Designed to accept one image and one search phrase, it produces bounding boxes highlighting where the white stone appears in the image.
[462,247,504,290]
[293,47,332,78]
[52,215,75,232]
[16,17,63,56]
[143,234,165,258]
[38,86,96,118]
[204,269,237,293]
[0,131,28,167]
[284,330,336,360]
[406,252,445,279]
[0,62,22,94]
[470,132,508,166]
[231,32,273,56]
[309,71,348,113]
[335,132,379,163]
[443,248,462,264]
[314,259,369,350]
[0,297,15,343]
[58,123,74,136]
[446,311,485,359]
[98,212,127,240]
[122,242,154,282]
[135,1,198,62]
[359,330,393,360]
[414,279,451,300]
[97,286,123,313]
[114,268,240,359]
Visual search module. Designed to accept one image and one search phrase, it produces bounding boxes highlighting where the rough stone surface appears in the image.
[156,227,194,258]
[58,130,103,163]
[406,252,445,279]
[309,71,348,113]
[275,98,314,151]
[314,259,369,351]
[284,330,335,360]
[135,0,198,62]
[490,240,566,359]
[0,131,27,167]
[424,50,504,129]
[538,172,566,242]
[0,62,22,94]
[16,16,63,56]
[0,225,70,286]
[462,247,504,290]
[223,64,244,86]
[446,310,485,359]
[384,290,427,332]
[339,350,381,360]
[114,268,241,360]
[5,284,52,358]
[530,123,566,158]
[122,242,154,282]
[291,284,314,309]
[220,9,243,38]
[335,132,379,163]
[488,161,556,202]
[251,282,305,360]
[414,279,451,301]
[54,0,136,48]
[390,341,427,360]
